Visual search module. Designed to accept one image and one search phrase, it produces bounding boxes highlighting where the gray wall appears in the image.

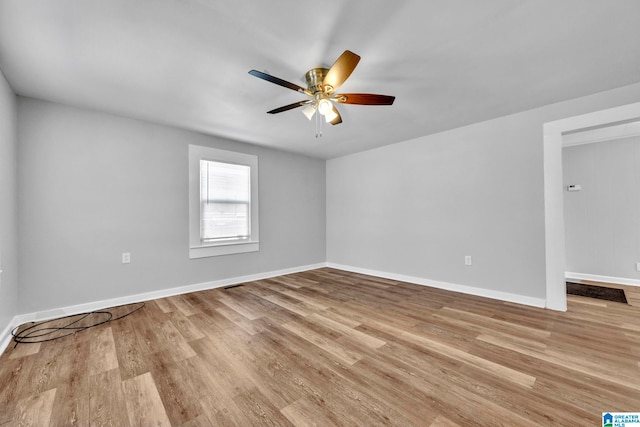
[10,82,640,317]
[327,83,640,300]
[18,98,326,314]
[0,69,18,330]
[563,136,640,280]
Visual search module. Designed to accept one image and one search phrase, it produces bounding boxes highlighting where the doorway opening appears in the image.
[543,101,640,311]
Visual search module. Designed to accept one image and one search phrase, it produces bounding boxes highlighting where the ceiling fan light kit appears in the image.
[249,50,395,138]
[301,103,317,120]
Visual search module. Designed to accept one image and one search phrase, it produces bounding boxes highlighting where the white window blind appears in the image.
[200,160,251,242]
[189,145,258,258]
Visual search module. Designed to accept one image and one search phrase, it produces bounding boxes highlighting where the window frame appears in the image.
[188,145,259,259]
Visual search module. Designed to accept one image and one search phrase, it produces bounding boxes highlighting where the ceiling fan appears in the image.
[249,50,395,134]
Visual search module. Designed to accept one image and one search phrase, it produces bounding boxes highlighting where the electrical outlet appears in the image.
[636,262,640,272]
[465,255,472,266]
[122,252,131,264]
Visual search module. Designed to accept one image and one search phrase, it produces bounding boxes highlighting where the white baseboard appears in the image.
[0,262,326,354]
[327,263,546,308]
[0,321,17,356]
[565,272,640,287]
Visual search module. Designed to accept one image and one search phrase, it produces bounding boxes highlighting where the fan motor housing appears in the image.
[305,67,329,93]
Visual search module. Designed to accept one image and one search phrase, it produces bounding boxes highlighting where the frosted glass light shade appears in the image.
[301,103,317,120]
[324,109,338,123]
[317,98,332,116]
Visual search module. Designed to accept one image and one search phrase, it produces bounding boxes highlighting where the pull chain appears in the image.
[315,109,323,138]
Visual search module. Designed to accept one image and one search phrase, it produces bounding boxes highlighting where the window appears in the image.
[189,145,259,258]
[200,160,250,242]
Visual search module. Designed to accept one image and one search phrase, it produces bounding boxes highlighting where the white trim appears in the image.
[543,102,640,312]
[0,321,16,356]
[562,120,640,147]
[327,263,546,308]
[189,241,259,259]
[565,272,640,288]
[0,262,326,354]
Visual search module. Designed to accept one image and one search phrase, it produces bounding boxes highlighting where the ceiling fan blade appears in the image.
[335,93,395,105]
[329,105,342,125]
[249,70,310,95]
[322,50,361,93]
[267,100,309,114]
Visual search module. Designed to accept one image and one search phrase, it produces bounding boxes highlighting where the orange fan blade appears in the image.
[322,50,361,93]
[335,93,395,105]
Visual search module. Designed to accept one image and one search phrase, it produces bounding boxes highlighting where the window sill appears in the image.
[189,241,259,259]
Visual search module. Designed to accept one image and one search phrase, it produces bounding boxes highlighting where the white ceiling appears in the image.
[1,1,640,159]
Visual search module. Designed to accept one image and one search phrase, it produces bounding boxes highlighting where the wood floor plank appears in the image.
[0,357,35,423]
[178,356,248,426]
[262,327,419,426]
[166,294,199,317]
[145,354,203,425]
[11,388,56,427]
[351,353,540,427]
[317,308,362,328]
[48,336,90,427]
[121,372,171,427]
[257,292,315,317]
[89,368,129,427]
[48,381,89,427]
[153,297,174,314]
[215,291,264,320]
[261,325,421,426]
[281,397,343,427]
[188,306,237,335]
[167,311,206,342]
[477,333,640,391]
[281,320,363,366]
[266,276,306,289]
[151,320,197,362]
[438,306,551,340]
[374,338,588,426]
[215,304,266,335]
[365,316,537,388]
[2,268,640,426]
[232,332,326,410]
[307,312,386,349]
[430,415,461,427]
[188,337,256,398]
[111,318,150,381]
[88,327,118,376]
[19,339,71,398]
[276,288,331,310]
[232,387,295,427]
[8,343,41,360]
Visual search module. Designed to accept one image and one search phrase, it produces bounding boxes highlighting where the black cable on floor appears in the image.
[10,301,145,347]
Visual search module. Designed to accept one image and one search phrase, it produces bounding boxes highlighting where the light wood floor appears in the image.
[1,268,639,426]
